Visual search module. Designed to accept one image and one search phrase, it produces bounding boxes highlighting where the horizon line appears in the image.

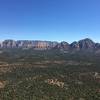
[0,38,100,44]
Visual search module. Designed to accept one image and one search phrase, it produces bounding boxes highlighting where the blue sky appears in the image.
[0,0,100,43]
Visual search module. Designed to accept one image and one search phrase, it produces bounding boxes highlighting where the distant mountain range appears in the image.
[0,38,100,51]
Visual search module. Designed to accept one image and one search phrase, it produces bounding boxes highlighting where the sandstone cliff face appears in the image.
[2,40,16,48]
[0,38,100,51]
[0,40,58,50]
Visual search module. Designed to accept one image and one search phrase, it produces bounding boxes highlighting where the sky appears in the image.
[0,0,100,43]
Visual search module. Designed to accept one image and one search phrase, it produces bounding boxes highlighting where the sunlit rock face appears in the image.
[0,38,100,51]
[35,41,49,48]
[0,40,58,50]
[16,40,34,48]
[34,41,58,50]
[2,40,16,48]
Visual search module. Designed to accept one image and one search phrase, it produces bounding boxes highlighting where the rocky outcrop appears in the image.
[70,38,96,50]
[0,38,100,51]
[95,43,100,49]
[0,40,58,50]
[70,41,80,50]
[54,41,69,50]
[45,79,64,88]
[2,40,16,48]
[78,38,95,49]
